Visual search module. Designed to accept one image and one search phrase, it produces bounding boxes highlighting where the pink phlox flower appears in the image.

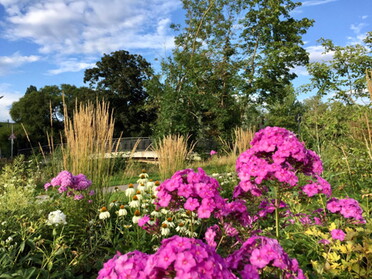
[97,251,148,279]
[205,225,219,248]
[331,229,346,241]
[74,194,84,200]
[223,223,239,237]
[210,150,217,156]
[184,197,200,211]
[174,251,196,273]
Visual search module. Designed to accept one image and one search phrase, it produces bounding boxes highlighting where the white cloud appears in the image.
[291,45,334,77]
[47,59,96,75]
[1,0,179,56]
[0,83,23,122]
[0,52,40,75]
[301,0,337,7]
[306,45,334,63]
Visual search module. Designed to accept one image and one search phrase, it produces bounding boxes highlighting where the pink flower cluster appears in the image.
[235,127,328,198]
[326,198,365,223]
[97,250,149,279]
[226,236,306,279]
[156,168,225,219]
[44,170,93,200]
[302,176,331,198]
[330,229,346,241]
[98,236,237,279]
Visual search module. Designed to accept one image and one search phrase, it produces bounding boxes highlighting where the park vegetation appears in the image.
[0,0,371,278]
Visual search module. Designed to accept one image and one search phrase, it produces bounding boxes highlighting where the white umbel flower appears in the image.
[47,210,67,225]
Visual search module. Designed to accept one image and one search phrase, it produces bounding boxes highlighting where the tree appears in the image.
[304,34,372,104]
[10,85,99,147]
[155,0,313,144]
[239,0,313,105]
[10,85,63,145]
[156,0,243,143]
[84,50,157,136]
[264,85,304,132]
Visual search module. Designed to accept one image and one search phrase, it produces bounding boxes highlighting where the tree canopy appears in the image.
[84,50,157,136]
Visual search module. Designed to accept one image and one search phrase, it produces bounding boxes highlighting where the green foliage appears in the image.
[304,35,372,104]
[264,85,303,132]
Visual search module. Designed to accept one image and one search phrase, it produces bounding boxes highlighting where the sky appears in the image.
[0,0,371,122]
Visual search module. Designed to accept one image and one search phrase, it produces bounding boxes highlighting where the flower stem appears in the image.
[275,185,280,239]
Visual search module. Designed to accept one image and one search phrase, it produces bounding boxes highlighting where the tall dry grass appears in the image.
[154,135,195,180]
[61,100,119,196]
[233,127,254,156]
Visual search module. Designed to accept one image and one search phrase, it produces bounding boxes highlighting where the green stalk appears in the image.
[275,185,280,239]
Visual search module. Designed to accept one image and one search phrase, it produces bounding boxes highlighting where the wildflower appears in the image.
[138,215,150,228]
[47,210,67,225]
[162,217,175,228]
[74,194,84,200]
[109,200,118,208]
[137,183,146,192]
[160,223,170,236]
[99,207,110,220]
[331,229,346,241]
[155,168,225,219]
[125,184,135,197]
[210,150,217,156]
[118,205,127,216]
[97,251,148,279]
[132,210,141,224]
[129,195,141,208]
[144,236,236,278]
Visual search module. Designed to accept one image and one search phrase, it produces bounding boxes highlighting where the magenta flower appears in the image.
[250,248,270,268]
[155,168,226,219]
[138,215,150,228]
[331,229,346,241]
[144,236,236,278]
[235,127,328,198]
[210,150,217,156]
[44,171,93,201]
[97,250,148,279]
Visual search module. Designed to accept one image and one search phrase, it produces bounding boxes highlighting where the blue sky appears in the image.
[0,0,371,122]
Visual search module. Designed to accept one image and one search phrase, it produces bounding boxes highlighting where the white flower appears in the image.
[163,219,175,228]
[212,173,219,177]
[125,186,135,198]
[109,201,119,208]
[137,184,146,192]
[117,207,127,216]
[132,215,141,224]
[160,208,169,215]
[146,181,155,189]
[137,178,148,185]
[138,172,149,178]
[99,211,110,220]
[161,225,170,236]
[129,199,140,208]
[151,210,162,217]
[47,210,67,226]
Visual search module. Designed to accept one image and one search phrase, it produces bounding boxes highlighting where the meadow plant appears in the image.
[154,134,195,180]
[44,170,93,201]
[97,126,368,278]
